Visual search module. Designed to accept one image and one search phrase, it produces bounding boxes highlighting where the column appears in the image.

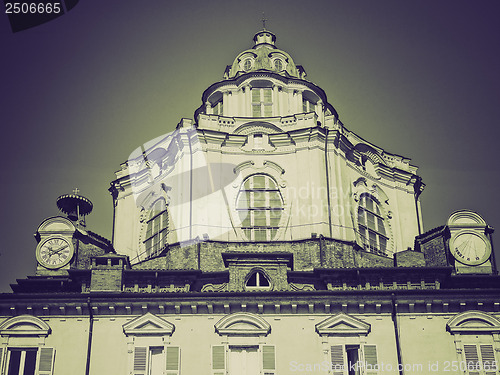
[273,85,279,117]
[223,91,229,116]
[245,86,251,117]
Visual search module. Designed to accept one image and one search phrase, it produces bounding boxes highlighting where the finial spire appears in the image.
[261,12,268,30]
[73,187,80,195]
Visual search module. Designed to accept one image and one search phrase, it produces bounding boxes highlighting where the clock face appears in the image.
[450,231,491,266]
[36,237,74,269]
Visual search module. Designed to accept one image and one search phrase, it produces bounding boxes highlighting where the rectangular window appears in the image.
[5,347,55,375]
[463,344,498,375]
[212,101,223,115]
[133,346,180,375]
[330,345,378,375]
[302,99,316,113]
[212,345,276,375]
[252,88,273,117]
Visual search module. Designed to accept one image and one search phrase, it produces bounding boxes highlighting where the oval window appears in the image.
[274,59,283,71]
[244,59,252,71]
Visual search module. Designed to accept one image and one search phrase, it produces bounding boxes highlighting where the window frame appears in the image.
[143,199,168,258]
[123,313,178,375]
[251,88,273,117]
[243,58,253,72]
[447,311,500,375]
[236,174,283,242]
[2,347,55,375]
[245,269,271,290]
[212,100,223,116]
[211,344,276,375]
[329,344,378,375]
[357,194,388,256]
[273,59,283,71]
[132,345,180,375]
[302,98,316,113]
[0,315,55,375]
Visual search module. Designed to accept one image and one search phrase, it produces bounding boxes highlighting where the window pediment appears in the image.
[123,312,175,336]
[215,312,271,336]
[447,310,500,334]
[0,315,51,337]
[315,312,371,336]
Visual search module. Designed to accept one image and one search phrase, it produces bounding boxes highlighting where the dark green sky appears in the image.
[1,1,499,291]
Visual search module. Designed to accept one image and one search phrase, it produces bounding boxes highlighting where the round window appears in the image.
[274,59,283,71]
[243,59,252,71]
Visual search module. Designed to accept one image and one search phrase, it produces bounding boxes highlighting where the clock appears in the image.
[36,236,74,269]
[450,231,491,266]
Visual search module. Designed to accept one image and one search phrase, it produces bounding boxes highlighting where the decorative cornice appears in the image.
[447,310,500,334]
[214,312,270,336]
[0,314,51,337]
[315,312,371,336]
[122,312,175,336]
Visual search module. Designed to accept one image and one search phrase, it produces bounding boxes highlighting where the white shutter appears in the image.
[330,345,345,375]
[464,344,481,375]
[37,347,55,375]
[133,347,148,375]
[211,345,226,375]
[363,345,378,375]
[262,345,276,375]
[166,346,180,375]
[480,344,497,375]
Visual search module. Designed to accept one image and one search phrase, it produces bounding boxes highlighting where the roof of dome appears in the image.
[225,29,304,80]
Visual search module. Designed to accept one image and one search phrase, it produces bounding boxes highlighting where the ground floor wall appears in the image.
[1,309,498,375]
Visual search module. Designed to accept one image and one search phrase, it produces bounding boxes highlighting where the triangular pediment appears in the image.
[315,312,370,336]
[0,315,51,337]
[447,311,500,334]
[215,312,271,336]
[123,312,175,336]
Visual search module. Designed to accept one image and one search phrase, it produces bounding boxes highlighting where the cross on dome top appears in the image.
[261,12,268,30]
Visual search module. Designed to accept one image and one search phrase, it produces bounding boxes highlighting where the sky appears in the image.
[1,1,499,292]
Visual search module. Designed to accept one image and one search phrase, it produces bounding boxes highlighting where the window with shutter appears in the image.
[463,344,498,375]
[479,345,497,375]
[262,345,276,375]
[37,347,55,375]
[165,346,180,375]
[330,345,345,375]
[363,345,378,375]
[212,345,226,375]
[5,348,46,375]
[133,347,148,375]
[132,346,180,375]
[329,344,378,375]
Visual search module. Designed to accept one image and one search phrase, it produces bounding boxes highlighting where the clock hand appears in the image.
[52,244,69,254]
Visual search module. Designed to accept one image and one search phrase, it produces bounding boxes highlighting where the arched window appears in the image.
[237,174,283,241]
[246,270,270,288]
[357,194,388,255]
[144,199,168,258]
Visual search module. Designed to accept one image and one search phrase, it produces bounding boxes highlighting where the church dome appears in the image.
[224,29,305,80]
[194,29,337,124]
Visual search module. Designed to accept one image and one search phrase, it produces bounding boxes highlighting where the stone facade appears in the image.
[1,29,499,375]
